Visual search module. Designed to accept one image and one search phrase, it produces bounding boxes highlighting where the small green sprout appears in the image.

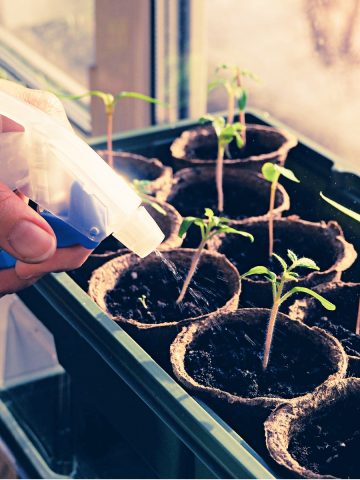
[320,192,360,334]
[132,179,166,216]
[208,64,259,144]
[200,114,244,212]
[59,90,161,168]
[242,250,335,370]
[138,294,148,310]
[262,162,300,258]
[176,208,253,304]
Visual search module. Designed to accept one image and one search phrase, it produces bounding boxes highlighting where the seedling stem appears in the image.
[200,115,244,212]
[242,250,335,370]
[59,90,161,169]
[176,209,253,304]
[262,162,300,258]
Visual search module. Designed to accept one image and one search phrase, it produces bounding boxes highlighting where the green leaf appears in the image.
[208,79,227,92]
[292,257,320,271]
[218,216,231,224]
[275,165,300,183]
[232,122,244,132]
[145,200,166,216]
[219,124,235,145]
[272,252,288,272]
[215,64,229,72]
[285,273,299,281]
[59,90,115,107]
[237,89,247,111]
[132,179,152,195]
[234,132,244,149]
[241,69,261,82]
[287,249,298,263]
[320,192,360,222]
[178,217,197,238]
[280,287,336,310]
[212,116,226,137]
[204,208,214,219]
[199,114,215,124]
[115,91,163,105]
[241,266,274,279]
[262,162,278,183]
[218,226,254,241]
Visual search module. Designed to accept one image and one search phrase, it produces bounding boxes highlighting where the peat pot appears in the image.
[265,378,360,478]
[171,308,347,448]
[213,216,357,309]
[69,200,183,291]
[290,281,360,362]
[170,123,297,171]
[88,249,241,367]
[166,167,289,228]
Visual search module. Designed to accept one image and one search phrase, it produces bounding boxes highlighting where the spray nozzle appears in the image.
[0,91,164,266]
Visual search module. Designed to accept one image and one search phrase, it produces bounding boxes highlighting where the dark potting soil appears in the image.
[289,395,360,478]
[219,222,338,279]
[169,180,283,220]
[105,259,230,324]
[185,319,333,398]
[189,135,274,161]
[304,289,360,358]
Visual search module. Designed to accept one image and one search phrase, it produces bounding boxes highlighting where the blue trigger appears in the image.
[0,182,103,270]
[41,211,100,249]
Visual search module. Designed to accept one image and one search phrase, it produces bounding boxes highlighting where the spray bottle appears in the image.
[0,91,165,269]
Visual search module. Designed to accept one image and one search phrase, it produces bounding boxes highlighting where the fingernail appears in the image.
[8,220,56,262]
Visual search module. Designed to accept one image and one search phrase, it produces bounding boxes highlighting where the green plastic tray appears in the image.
[17,111,360,478]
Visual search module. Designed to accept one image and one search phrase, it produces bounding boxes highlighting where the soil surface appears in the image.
[289,395,360,478]
[302,286,360,358]
[105,259,231,324]
[218,221,338,279]
[169,179,282,220]
[185,319,333,398]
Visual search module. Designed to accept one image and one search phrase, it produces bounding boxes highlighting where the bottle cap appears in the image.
[114,206,165,258]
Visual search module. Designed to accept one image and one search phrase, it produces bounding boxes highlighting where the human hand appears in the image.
[0,79,92,295]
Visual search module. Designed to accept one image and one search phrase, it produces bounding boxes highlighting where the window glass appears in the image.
[206,0,360,171]
[0,0,94,86]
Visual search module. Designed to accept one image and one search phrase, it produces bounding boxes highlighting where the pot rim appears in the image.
[288,280,360,360]
[167,167,291,223]
[97,150,173,199]
[88,248,241,330]
[170,308,348,409]
[264,377,360,479]
[170,123,298,165]
[218,216,357,285]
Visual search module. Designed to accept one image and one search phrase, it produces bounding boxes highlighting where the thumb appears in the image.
[0,182,56,263]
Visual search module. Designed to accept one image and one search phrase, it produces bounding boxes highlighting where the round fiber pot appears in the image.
[170,124,297,172]
[265,378,360,478]
[97,150,173,200]
[69,200,183,291]
[171,309,347,447]
[214,216,357,309]
[289,281,360,360]
[166,166,289,229]
[88,249,240,367]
